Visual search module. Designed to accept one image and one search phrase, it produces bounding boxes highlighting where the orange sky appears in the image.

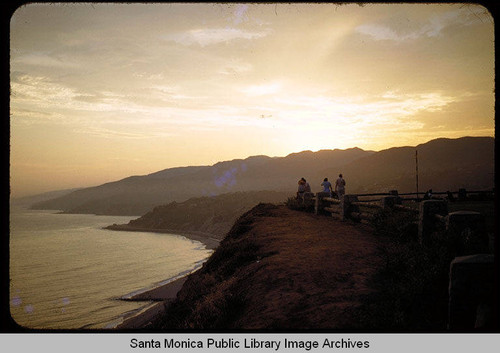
[10,3,495,198]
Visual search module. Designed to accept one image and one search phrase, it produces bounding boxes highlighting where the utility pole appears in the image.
[415,149,419,200]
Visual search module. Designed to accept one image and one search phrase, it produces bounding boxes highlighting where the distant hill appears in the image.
[10,188,81,208]
[31,147,371,215]
[106,190,291,240]
[31,136,494,215]
[322,136,495,194]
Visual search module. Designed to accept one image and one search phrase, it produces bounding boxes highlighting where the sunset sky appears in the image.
[10,3,494,198]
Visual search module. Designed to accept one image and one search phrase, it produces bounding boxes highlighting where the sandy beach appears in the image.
[103,225,219,329]
[114,276,189,329]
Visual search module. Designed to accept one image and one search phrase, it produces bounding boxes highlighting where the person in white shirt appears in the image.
[335,174,346,200]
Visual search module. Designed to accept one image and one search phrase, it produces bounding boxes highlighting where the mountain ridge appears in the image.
[30,136,494,215]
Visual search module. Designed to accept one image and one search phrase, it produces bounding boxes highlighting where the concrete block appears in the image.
[446,211,489,255]
[448,254,495,330]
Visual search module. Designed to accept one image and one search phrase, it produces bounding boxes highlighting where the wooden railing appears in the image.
[311,188,494,330]
[315,188,493,222]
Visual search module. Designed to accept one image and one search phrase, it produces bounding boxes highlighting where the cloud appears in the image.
[356,24,418,42]
[355,6,489,42]
[12,52,80,68]
[273,90,455,129]
[241,82,282,96]
[72,125,174,140]
[165,27,269,47]
[233,4,249,24]
[218,61,253,75]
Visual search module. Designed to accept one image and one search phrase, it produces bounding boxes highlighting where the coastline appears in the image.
[112,277,188,329]
[102,225,220,329]
[104,224,220,250]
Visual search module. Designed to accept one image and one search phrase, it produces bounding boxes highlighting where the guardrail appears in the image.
[315,192,417,222]
[311,189,494,330]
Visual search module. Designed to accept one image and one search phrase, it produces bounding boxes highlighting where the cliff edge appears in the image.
[156,203,386,330]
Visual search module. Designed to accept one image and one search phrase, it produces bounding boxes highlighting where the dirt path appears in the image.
[235,205,384,329]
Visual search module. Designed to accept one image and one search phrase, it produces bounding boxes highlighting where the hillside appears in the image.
[105,190,290,241]
[30,136,494,216]
[10,188,80,208]
[156,203,386,330]
[153,200,497,331]
[31,148,371,215]
[324,136,495,194]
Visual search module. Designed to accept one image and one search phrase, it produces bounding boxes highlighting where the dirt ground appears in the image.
[158,203,388,330]
[232,205,384,329]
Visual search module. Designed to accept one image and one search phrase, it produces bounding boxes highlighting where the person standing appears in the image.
[335,174,346,200]
[320,177,333,197]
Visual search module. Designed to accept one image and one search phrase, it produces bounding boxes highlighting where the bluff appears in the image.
[106,190,290,242]
[156,203,386,330]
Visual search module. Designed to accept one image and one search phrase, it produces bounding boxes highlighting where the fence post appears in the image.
[380,196,398,210]
[341,195,359,221]
[446,211,489,256]
[418,200,448,245]
[448,254,495,330]
[315,192,330,215]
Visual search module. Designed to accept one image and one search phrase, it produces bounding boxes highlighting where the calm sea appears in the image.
[9,207,213,330]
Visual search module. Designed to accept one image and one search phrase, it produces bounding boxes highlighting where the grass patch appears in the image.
[354,209,455,331]
[285,197,315,213]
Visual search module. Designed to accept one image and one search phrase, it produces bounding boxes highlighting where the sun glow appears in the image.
[10,3,494,197]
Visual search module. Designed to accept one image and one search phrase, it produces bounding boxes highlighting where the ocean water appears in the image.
[9,207,213,330]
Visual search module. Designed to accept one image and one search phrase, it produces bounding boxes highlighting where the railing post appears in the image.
[341,195,359,221]
[446,211,489,256]
[380,196,398,210]
[314,192,330,215]
[418,200,448,245]
[448,254,495,330]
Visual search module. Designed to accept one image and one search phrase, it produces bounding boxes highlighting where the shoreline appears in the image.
[112,277,189,329]
[111,272,196,329]
[104,224,220,250]
[102,225,220,329]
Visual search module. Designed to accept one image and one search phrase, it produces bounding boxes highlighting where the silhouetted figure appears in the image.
[424,189,433,200]
[303,178,311,193]
[320,177,333,197]
[335,174,346,200]
[297,178,306,199]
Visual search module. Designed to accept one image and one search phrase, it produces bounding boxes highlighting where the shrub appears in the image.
[285,197,314,213]
[356,209,454,331]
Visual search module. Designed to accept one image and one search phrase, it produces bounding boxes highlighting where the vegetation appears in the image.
[155,197,494,331]
[158,204,274,329]
[356,209,452,330]
[284,196,315,213]
[119,191,289,239]
[356,199,494,331]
